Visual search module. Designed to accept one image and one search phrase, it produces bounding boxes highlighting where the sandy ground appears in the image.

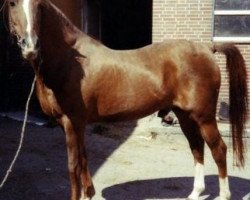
[0,116,250,200]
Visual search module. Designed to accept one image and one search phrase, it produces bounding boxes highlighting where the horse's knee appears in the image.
[68,160,80,174]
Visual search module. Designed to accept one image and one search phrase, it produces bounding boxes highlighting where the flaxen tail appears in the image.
[213,43,248,167]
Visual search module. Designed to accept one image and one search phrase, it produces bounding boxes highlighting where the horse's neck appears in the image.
[40,1,82,60]
[37,0,103,78]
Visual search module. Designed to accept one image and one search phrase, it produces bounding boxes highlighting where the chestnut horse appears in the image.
[7,0,247,199]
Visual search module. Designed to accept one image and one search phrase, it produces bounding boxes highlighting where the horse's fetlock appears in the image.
[196,186,205,194]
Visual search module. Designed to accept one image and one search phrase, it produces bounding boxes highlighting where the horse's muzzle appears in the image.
[20,37,39,61]
[22,47,38,60]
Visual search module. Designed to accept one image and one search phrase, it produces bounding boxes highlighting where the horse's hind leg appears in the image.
[60,115,95,200]
[175,108,230,200]
[174,109,205,200]
[197,119,231,200]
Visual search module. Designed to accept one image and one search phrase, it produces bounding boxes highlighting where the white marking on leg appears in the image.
[80,192,91,200]
[188,163,205,200]
[243,193,250,200]
[219,177,231,200]
[80,198,90,200]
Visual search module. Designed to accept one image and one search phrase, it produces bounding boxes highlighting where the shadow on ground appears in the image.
[1,117,250,200]
[0,117,136,200]
[102,176,250,200]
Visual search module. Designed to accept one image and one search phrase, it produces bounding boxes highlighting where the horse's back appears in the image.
[76,38,220,122]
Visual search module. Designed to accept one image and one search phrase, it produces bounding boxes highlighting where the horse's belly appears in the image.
[94,89,170,121]
[84,64,175,122]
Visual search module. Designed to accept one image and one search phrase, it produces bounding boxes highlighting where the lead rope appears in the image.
[0,74,37,189]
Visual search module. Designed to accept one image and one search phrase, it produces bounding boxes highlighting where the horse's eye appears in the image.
[9,1,16,7]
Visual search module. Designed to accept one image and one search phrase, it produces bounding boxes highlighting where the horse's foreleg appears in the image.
[63,116,81,200]
[174,109,205,200]
[199,120,231,200]
[61,116,95,200]
[80,144,95,200]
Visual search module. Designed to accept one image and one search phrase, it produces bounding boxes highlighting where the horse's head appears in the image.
[8,0,41,60]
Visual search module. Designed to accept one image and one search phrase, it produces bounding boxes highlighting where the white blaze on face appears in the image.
[22,0,31,43]
[22,0,36,54]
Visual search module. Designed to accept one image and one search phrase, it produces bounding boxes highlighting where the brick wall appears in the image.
[153,0,250,119]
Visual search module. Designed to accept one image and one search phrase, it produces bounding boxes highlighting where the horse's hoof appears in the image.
[80,195,92,200]
[86,185,95,198]
[80,185,95,200]
[220,191,231,200]
[186,196,198,200]
[219,197,231,200]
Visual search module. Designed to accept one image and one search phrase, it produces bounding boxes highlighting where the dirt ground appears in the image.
[0,116,250,200]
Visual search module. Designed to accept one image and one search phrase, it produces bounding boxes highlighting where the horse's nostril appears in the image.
[21,38,26,46]
[18,38,27,48]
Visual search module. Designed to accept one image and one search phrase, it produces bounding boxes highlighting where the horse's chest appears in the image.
[36,81,62,117]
